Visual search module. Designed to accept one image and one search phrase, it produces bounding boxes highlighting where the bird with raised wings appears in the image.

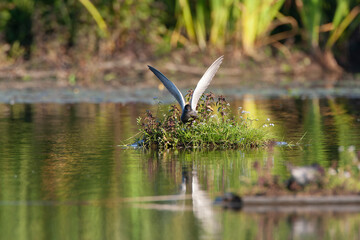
[148,56,224,123]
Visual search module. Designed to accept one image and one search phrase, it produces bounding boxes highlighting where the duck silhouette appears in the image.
[148,56,224,123]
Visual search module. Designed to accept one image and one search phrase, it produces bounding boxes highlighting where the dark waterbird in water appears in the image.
[214,192,243,210]
[148,56,224,123]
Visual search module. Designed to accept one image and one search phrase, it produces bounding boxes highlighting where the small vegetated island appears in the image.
[137,93,272,149]
[137,56,272,149]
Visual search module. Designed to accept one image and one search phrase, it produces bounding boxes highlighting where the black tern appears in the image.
[148,56,224,123]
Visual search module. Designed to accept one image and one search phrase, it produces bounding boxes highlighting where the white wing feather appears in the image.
[148,66,186,110]
[190,56,224,110]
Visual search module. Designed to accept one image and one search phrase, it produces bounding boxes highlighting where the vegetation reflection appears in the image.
[0,100,360,239]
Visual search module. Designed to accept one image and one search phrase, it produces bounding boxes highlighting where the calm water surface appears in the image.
[1,97,360,240]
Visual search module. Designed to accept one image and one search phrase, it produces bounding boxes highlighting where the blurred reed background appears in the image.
[0,0,359,75]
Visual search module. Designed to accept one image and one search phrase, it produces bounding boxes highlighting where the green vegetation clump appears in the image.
[137,93,272,149]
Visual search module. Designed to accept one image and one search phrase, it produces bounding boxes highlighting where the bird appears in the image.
[148,56,224,123]
[286,163,324,190]
[213,192,243,210]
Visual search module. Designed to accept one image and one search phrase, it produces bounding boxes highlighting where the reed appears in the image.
[297,0,360,50]
[237,0,286,54]
[172,0,288,54]
[325,2,360,50]
[79,0,108,37]
[297,0,322,48]
[209,0,234,48]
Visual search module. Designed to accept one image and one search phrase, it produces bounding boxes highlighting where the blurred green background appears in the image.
[0,0,359,77]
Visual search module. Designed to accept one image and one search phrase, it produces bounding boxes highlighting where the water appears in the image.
[0,98,360,240]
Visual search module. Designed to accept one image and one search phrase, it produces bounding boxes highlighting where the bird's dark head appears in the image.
[181,104,198,123]
[184,104,192,111]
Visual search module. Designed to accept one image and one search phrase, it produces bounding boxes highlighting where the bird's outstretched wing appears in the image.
[148,66,186,110]
[191,56,224,110]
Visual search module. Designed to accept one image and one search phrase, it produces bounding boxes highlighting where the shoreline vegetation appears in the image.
[213,147,360,209]
[235,146,360,199]
[136,93,273,149]
[0,0,359,87]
